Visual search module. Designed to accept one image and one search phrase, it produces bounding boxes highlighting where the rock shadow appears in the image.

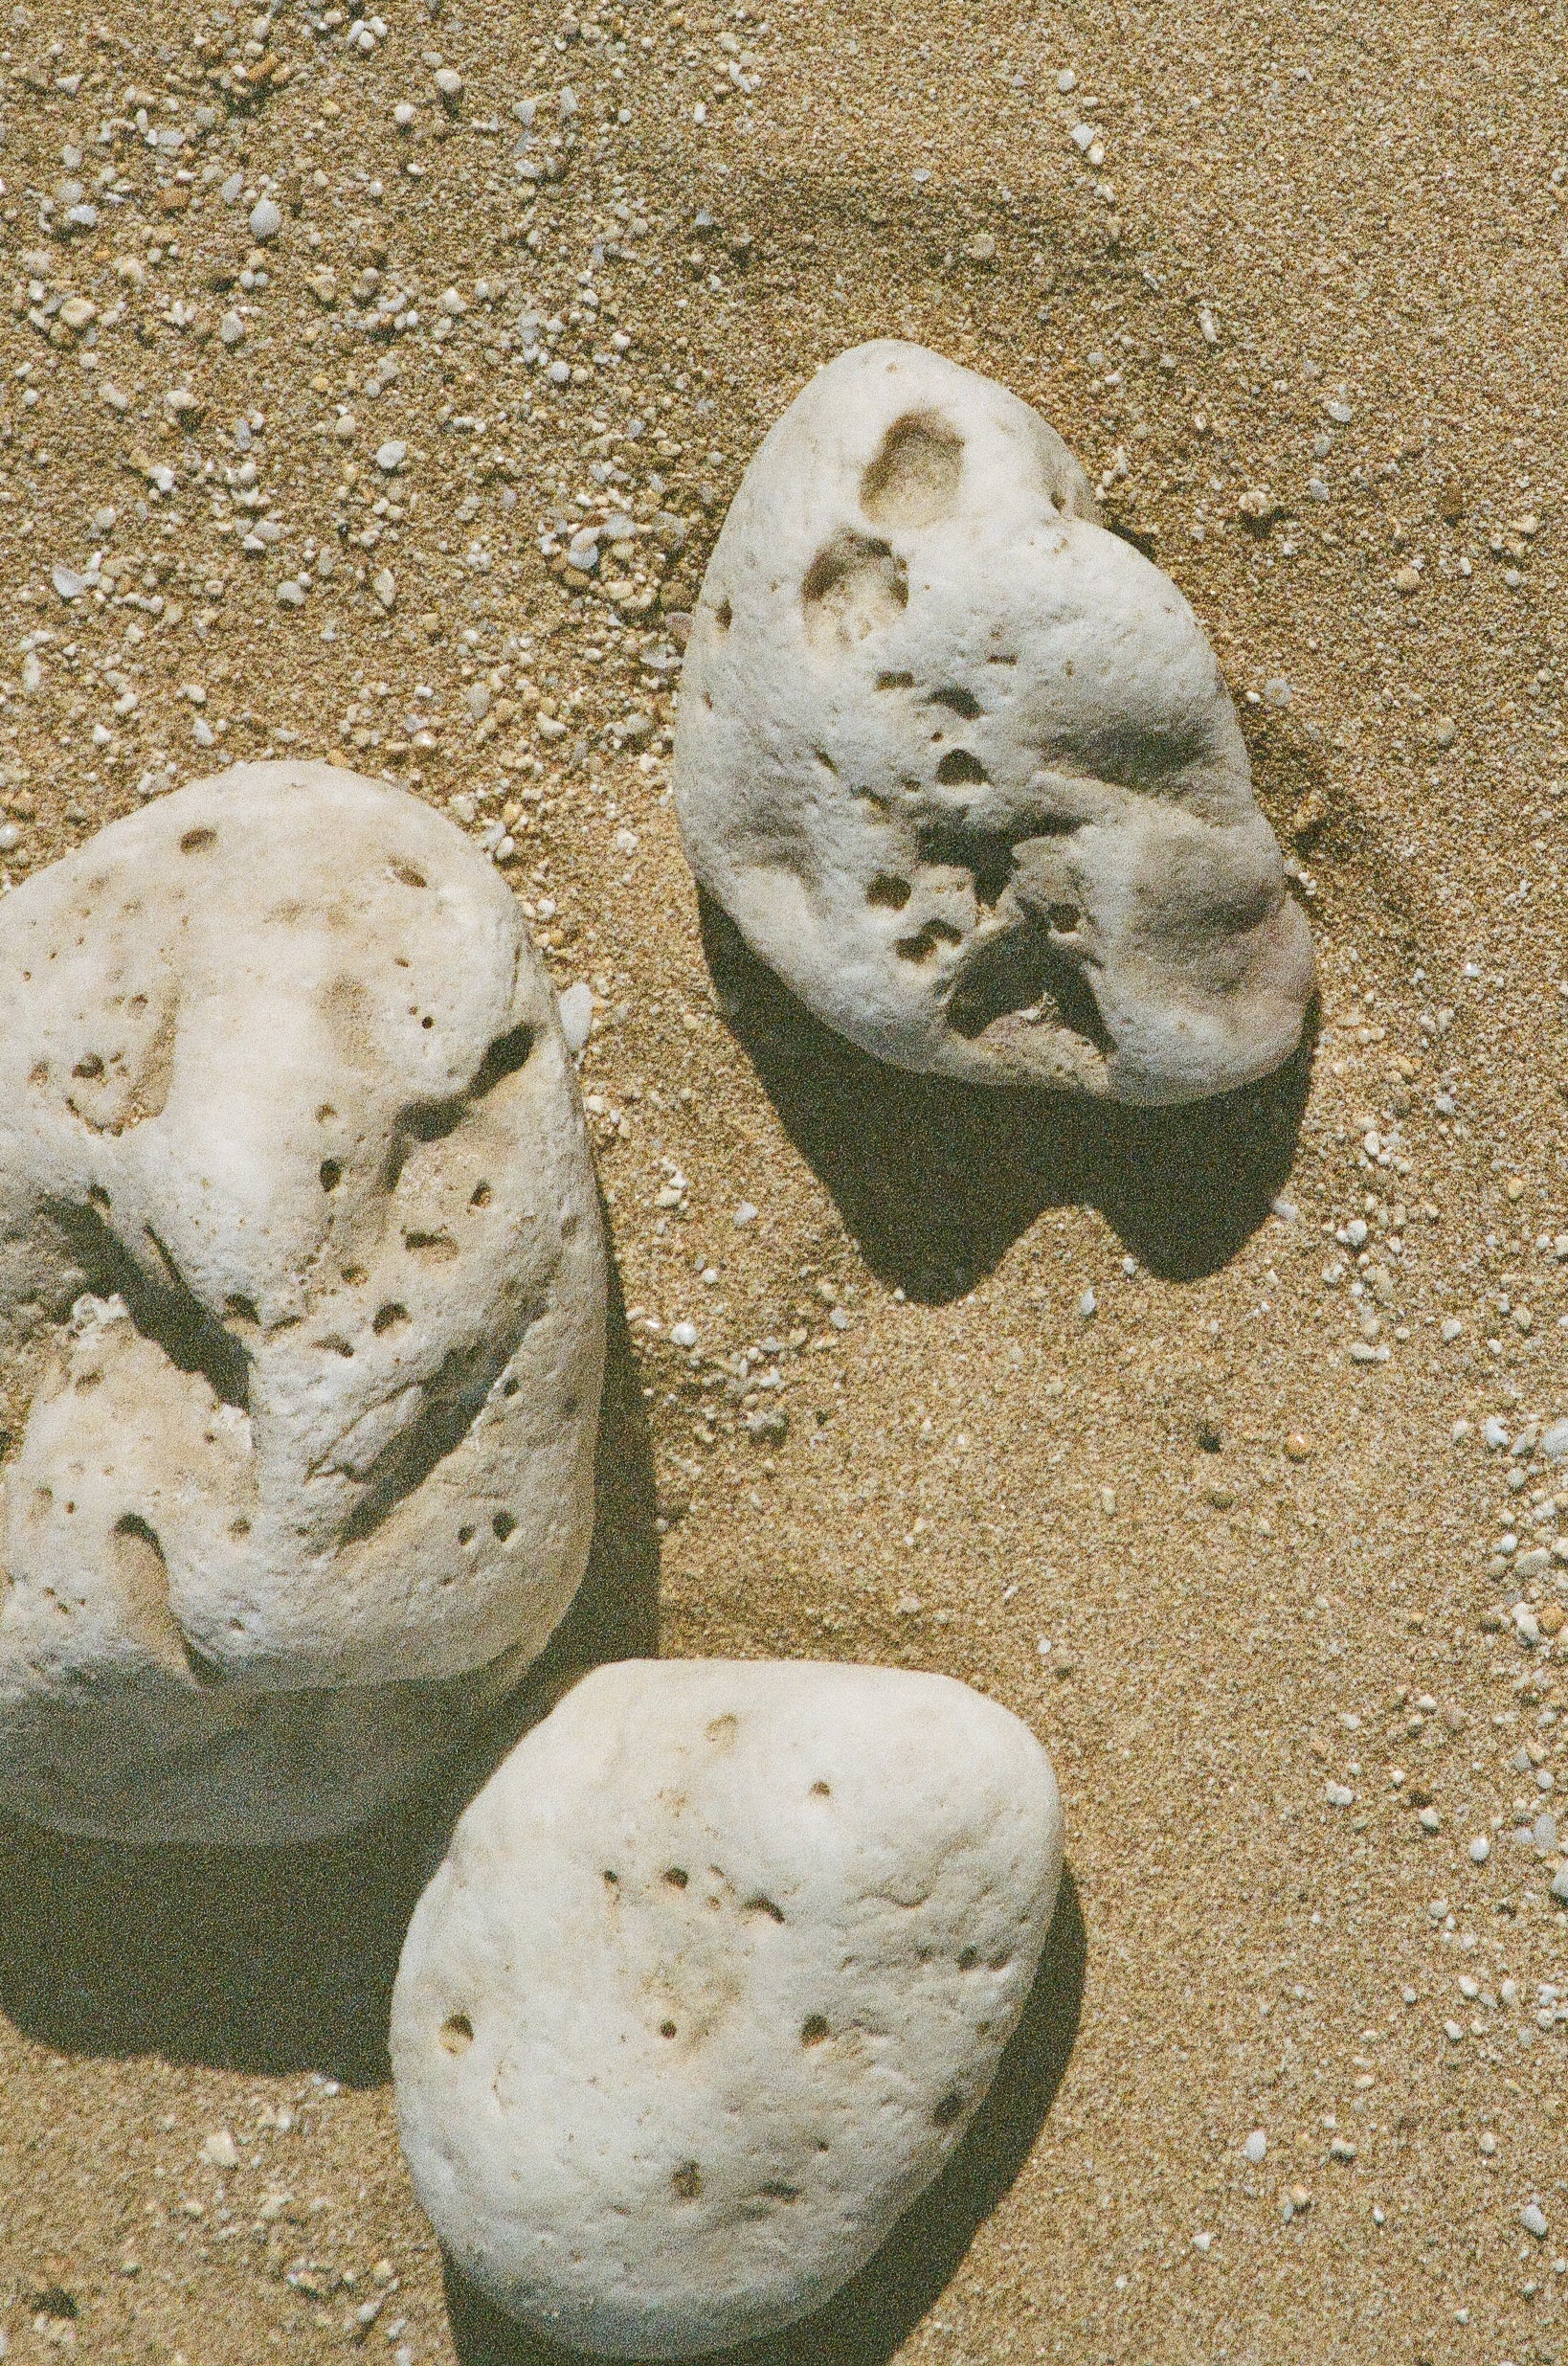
[0,1237,659,2084]
[443,1866,1086,2366]
[700,893,1313,1300]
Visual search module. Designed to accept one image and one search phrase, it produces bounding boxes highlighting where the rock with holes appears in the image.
[0,761,605,1843]
[391,1657,1062,2356]
[675,340,1315,1104]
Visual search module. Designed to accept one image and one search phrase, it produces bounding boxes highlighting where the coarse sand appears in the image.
[1,0,1567,2361]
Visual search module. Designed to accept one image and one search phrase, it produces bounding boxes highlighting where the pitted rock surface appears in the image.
[675,339,1315,1104]
[0,762,605,1842]
[391,1657,1063,2357]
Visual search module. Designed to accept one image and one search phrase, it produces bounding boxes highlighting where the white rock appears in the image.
[0,762,605,1843]
[376,439,409,475]
[248,196,282,242]
[391,1658,1063,2357]
[674,342,1315,1104]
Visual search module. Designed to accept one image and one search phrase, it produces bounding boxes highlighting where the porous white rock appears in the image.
[0,762,605,1843]
[391,1657,1062,2357]
[675,340,1315,1104]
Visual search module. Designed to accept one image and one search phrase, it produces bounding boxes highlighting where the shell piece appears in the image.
[0,762,606,1843]
[391,1657,1063,2357]
[675,339,1315,1104]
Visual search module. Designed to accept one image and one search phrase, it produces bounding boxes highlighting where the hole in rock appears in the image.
[49,1200,251,1411]
[860,408,964,530]
[894,918,963,963]
[372,1302,410,1335]
[799,2014,831,2046]
[928,686,983,719]
[72,1052,105,1081]
[811,1780,832,1797]
[224,1295,260,1326]
[341,1295,547,1544]
[957,1947,979,1971]
[491,1511,516,1542]
[713,595,732,631]
[865,874,912,912]
[458,1523,477,1546]
[179,826,217,855]
[932,2089,966,2126]
[663,1866,689,1889]
[758,2181,802,2203]
[1046,903,1082,935]
[403,1229,459,1263]
[934,748,989,787]
[915,822,1016,911]
[874,670,915,691]
[745,1894,786,1924]
[390,860,428,889]
[660,2019,679,2039]
[110,1515,219,1684]
[801,530,907,646]
[439,2013,474,2055]
[671,2163,704,2202]
[469,1182,492,1208]
[320,1159,343,1192]
[946,925,1115,1055]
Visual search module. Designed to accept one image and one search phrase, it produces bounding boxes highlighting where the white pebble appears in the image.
[249,196,282,242]
[732,1202,758,1228]
[669,1319,699,1350]
[1524,2202,1550,2240]
[556,980,594,1056]
[1468,1836,1491,1864]
[202,2129,239,2170]
[376,439,409,474]
[1243,2129,1267,2165]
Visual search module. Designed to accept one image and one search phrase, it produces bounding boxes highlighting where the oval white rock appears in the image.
[675,339,1315,1104]
[392,1656,1063,2356]
[0,761,606,1843]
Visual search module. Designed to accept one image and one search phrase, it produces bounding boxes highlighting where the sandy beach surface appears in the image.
[2,0,1568,2359]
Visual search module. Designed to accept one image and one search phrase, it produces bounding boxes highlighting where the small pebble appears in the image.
[249,196,282,242]
[670,1319,699,1350]
[557,980,594,1055]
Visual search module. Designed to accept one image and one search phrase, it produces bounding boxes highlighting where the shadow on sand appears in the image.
[700,892,1314,1303]
[0,1243,660,2084]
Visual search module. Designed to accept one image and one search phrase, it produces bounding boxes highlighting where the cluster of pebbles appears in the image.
[0,347,1312,2353]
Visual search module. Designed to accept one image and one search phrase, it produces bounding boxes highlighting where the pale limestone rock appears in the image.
[392,1657,1062,2355]
[675,339,1315,1105]
[0,761,605,1842]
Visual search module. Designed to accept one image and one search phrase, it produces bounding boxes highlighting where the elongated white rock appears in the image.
[392,1658,1063,2356]
[675,338,1315,1104]
[0,762,605,1843]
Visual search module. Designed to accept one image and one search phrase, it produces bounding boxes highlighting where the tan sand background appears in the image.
[1,0,1566,2358]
